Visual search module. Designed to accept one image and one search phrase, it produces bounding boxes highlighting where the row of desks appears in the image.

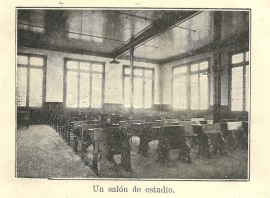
[51,116,248,174]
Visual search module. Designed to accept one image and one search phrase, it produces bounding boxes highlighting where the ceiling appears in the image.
[17,9,248,64]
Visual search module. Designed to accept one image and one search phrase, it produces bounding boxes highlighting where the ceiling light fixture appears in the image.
[109,57,120,64]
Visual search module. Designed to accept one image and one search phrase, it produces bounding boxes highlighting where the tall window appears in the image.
[173,60,209,110]
[172,66,188,109]
[65,59,104,108]
[230,51,250,111]
[16,54,46,107]
[123,66,154,109]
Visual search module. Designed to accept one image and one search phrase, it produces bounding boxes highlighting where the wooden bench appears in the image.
[192,123,227,158]
[157,125,192,164]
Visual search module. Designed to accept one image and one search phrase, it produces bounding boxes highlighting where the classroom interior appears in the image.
[16,9,250,179]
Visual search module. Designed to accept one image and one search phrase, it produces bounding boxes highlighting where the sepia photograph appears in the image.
[16,8,250,180]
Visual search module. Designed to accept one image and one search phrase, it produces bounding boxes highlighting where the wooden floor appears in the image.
[16,125,249,180]
[16,125,97,178]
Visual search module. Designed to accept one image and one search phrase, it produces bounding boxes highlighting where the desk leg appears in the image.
[67,129,71,146]
[138,138,149,157]
[73,136,78,153]
[197,134,212,159]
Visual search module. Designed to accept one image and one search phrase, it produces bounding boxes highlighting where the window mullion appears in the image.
[142,69,145,109]
[77,62,80,108]
[243,52,247,111]
[26,56,30,107]
[198,72,200,110]
[90,64,92,108]
[89,64,93,108]
[187,66,191,110]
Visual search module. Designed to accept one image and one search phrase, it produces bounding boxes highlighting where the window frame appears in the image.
[229,50,250,112]
[172,58,210,110]
[63,58,105,109]
[16,53,47,108]
[122,65,155,109]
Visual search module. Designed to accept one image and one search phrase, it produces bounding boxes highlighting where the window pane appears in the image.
[245,65,249,111]
[173,78,181,109]
[190,74,199,110]
[134,68,143,76]
[17,67,27,106]
[66,71,78,107]
[179,77,187,109]
[80,62,90,71]
[92,64,103,72]
[29,68,43,107]
[134,78,143,108]
[144,79,152,108]
[17,55,28,65]
[231,66,243,111]
[173,77,187,109]
[67,61,78,70]
[232,53,243,64]
[199,74,208,110]
[144,70,153,78]
[191,63,199,72]
[92,73,102,108]
[231,100,243,111]
[246,52,250,62]
[124,67,155,109]
[79,73,90,107]
[30,57,43,66]
[124,77,130,108]
[124,67,130,75]
[174,66,188,74]
[200,61,208,70]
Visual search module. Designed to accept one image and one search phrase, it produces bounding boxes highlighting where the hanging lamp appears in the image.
[109,57,120,64]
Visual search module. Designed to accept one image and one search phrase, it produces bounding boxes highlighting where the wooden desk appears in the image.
[191,118,205,124]
[131,122,160,157]
[87,128,107,174]
[157,125,192,164]
[178,121,197,148]
[105,126,132,172]
[163,119,179,126]
[79,123,102,159]
[71,120,98,152]
[192,124,227,158]
[223,121,247,150]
